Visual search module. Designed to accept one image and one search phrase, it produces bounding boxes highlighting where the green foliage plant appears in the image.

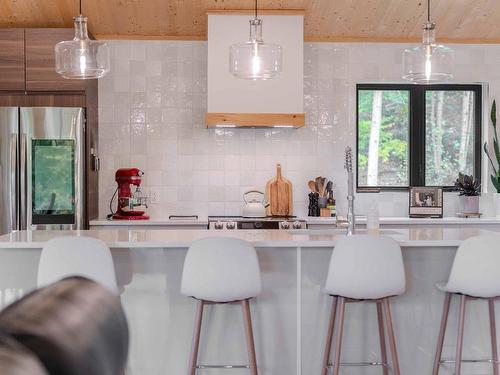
[484,100,500,193]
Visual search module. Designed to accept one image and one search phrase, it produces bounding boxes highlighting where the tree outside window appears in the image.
[357,84,482,191]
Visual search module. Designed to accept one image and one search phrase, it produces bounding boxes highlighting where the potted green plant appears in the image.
[455,173,481,214]
[484,100,500,217]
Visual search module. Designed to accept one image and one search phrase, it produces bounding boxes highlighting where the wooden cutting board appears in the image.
[266,164,293,216]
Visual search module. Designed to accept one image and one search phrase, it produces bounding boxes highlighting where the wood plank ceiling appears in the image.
[0,0,498,43]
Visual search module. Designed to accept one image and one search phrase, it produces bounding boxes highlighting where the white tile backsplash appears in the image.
[99,40,499,218]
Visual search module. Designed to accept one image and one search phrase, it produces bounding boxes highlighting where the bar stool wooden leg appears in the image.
[332,297,346,375]
[489,299,499,375]
[382,298,401,375]
[376,302,389,375]
[432,292,451,375]
[455,295,467,375]
[321,296,338,375]
[188,299,205,375]
[241,299,258,375]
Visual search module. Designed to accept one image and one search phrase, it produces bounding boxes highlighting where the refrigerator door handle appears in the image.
[90,147,100,172]
[19,132,27,230]
[10,133,18,231]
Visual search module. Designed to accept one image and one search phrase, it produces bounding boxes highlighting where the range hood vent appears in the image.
[206,11,304,129]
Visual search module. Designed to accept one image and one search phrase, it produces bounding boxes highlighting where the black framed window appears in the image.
[356,84,482,191]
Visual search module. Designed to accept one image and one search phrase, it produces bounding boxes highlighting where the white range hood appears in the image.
[206,11,304,128]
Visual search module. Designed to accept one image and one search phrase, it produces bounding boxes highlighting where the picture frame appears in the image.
[409,187,443,218]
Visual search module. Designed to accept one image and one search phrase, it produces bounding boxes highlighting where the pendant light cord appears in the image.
[427,0,430,22]
[79,0,82,15]
[255,0,258,19]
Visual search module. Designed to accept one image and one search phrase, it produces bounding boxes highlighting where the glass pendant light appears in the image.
[402,0,454,83]
[55,0,110,79]
[229,0,282,80]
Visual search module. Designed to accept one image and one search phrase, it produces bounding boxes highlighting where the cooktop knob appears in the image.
[214,221,224,230]
[254,222,263,229]
[292,221,303,229]
[226,221,236,230]
[280,221,290,229]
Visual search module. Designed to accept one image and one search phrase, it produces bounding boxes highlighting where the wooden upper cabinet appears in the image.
[0,29,25,91]
[25,28,87,92]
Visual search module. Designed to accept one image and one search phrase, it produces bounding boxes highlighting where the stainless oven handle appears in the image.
[19,133,27,230]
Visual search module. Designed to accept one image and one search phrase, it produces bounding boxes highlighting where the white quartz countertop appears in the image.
[89,217,208,226]
[0,227,498,249]
[88,216,500,227]
[306,216,500,225]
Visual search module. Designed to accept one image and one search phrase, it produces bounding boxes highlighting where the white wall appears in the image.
[98,41,500,218]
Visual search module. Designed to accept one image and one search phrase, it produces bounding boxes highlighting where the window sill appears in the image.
[357,187,460,193]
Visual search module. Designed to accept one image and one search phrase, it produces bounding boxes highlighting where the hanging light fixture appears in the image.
[229,0,282,80]
[402,0,454,83]
[55,0,110,79]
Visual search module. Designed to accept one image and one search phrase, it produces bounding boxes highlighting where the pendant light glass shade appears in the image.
[402,22,454,83]
[230,18,282,80]
[55,15,110,79]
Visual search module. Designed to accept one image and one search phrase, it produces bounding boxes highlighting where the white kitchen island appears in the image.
[0,228,499,375]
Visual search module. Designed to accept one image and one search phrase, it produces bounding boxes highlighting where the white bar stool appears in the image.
[181,237,261,375]
[37,236,118,295]
[433,235,500,375]
[321,235,405,375]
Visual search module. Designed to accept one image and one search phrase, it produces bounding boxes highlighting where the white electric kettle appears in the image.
[242,190,269,218]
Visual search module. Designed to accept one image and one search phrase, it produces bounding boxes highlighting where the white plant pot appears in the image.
[494,193,500,218]
[458,195,480,214]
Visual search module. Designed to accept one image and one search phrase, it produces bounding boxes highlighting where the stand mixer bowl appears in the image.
[118,195,149,215]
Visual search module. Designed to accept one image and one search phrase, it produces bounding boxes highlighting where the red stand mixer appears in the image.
[110,168,149,220]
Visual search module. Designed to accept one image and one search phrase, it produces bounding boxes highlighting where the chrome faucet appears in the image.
[345,146,355,235]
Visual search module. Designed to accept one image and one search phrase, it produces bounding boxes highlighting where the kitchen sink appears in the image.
[287,228,403,236]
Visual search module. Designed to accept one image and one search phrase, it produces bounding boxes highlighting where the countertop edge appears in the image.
[89,216,500,226]
[89,219,209,226]
[306,216,500,225]
[0,241,464,248]
[0,228,495,249]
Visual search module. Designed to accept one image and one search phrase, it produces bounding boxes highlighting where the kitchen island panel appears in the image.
[301,246,494,375]
[0,246,298,375]
[121,247,298,375]
[1,229,500,374]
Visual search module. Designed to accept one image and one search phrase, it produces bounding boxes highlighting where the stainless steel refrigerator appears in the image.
[0,107,85,235]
